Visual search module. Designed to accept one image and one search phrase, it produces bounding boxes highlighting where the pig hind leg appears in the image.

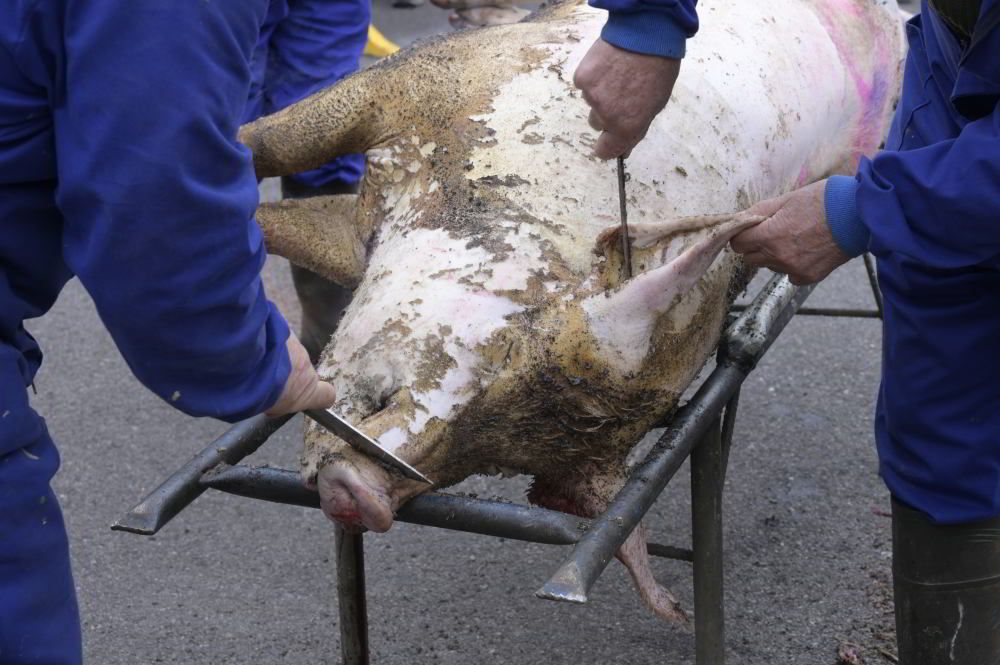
[528,473,689,625]
[619,522,689,624]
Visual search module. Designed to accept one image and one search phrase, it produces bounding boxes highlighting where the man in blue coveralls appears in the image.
[247,0,370,361]
[0,2,342,663]
[576,0,999,662]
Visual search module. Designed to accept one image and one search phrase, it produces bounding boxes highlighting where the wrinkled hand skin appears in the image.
[265,333,337,418]
[730,179,850,286]
[574,38,681,160]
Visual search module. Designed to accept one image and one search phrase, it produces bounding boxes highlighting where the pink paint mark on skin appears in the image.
[813,1,895,162]
[796,163,811,187]
[830,0,863,18]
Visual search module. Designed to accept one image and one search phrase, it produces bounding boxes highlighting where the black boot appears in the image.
[892,498,1000,665]
[280,177,358,364]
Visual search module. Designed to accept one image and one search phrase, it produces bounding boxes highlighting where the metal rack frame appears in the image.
[115,272,879,665]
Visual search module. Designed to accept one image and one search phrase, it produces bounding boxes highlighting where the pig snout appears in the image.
[315,462,396,532]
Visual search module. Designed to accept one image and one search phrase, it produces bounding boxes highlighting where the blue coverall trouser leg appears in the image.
[0,435,82,665]
[1,0,297,662]
[864,8,1000,662]
[871,8,1000,526]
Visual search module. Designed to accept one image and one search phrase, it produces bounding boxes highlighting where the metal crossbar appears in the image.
[114,273,819,665]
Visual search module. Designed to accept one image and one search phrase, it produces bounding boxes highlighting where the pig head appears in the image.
[241,0,904,622]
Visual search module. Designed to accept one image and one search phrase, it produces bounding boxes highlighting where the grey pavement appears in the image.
[28,3,906,664]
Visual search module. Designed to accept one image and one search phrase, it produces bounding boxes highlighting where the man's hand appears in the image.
[574,38,681,160]
[265,333,337,417]
[730,180,850,286]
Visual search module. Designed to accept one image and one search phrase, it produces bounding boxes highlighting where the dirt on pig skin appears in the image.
[238,0,905,626]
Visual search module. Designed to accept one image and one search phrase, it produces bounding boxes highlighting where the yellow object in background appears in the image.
[364,25,400,58]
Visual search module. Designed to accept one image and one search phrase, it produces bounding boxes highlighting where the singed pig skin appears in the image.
[240,0,904,622]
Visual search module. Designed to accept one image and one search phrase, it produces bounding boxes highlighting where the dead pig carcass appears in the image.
[241,0,904,622]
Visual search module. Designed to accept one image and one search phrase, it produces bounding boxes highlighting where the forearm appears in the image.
[55,0,291,422]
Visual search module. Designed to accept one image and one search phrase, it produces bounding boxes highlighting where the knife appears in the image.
[305,408,433,484]
[617,156,633,279]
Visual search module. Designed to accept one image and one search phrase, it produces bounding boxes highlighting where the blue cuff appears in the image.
[824,175,870,258]
[601,10,687,58]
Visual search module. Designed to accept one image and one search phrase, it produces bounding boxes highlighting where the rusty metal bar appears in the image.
[114,273,810,665]
[335,526,369,665]
[200,465,694,562]
[536,276,812,605]
[111,413,293,535]
[729,304,877,319]
[535,362,744,605]
[718,391,740,487]
[691,418,726,665]
[723,277,814,372]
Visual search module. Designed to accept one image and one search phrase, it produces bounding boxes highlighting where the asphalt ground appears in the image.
[27,2,917,663]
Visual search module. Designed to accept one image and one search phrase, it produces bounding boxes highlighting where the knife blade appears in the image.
[617,156,633,279]
[305,408,433,484]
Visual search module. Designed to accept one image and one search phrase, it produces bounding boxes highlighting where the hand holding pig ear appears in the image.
[265,333,337,417]
[729,179,850,286]
[574,39,681,160]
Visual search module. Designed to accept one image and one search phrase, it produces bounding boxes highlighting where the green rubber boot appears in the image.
[892,499,1000,665]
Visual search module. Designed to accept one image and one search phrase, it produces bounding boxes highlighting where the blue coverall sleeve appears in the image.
[51,1,291,422]
[264,0,370,187]
[846,106,1000,270]
[587,0,697,58]
[264,0,371,115]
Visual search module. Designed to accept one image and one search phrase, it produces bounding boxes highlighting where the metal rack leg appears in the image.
[691,418,725,665]
[335,526,370,665]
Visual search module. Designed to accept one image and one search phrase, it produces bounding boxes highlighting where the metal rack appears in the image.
[114,270,880,665]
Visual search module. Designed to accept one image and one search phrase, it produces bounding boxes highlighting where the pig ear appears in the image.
[582,214,763,354]
[592,213,765,290]
[594,213,761,280]
[256,195,368,289]
[239,69,387,179]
